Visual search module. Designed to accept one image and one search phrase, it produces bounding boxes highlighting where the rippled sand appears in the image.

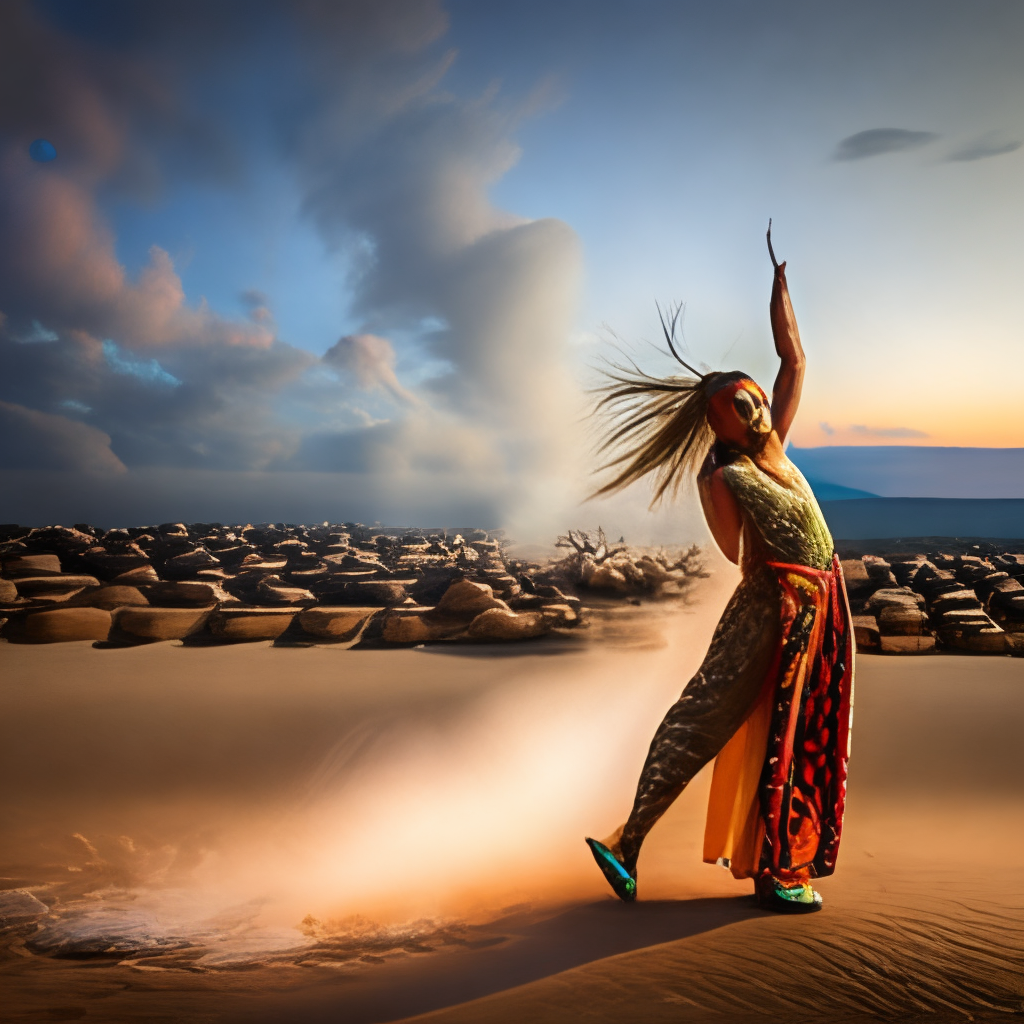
[2,569,1022,1023]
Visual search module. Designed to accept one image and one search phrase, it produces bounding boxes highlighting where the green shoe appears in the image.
[756,875,822,914]
[585,838,637,902]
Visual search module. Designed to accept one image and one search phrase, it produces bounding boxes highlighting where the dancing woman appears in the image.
[586,227,854,913]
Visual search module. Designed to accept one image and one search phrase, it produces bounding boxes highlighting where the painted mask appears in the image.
[707,377,772,448]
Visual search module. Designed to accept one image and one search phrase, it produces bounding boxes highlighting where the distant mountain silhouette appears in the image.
[790,446,1024,499]
[820,497,1024,539]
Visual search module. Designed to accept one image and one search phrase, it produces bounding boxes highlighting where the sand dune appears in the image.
[2,575,1023,1023]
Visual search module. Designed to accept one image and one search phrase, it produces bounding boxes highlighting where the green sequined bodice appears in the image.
[722,455,834,570]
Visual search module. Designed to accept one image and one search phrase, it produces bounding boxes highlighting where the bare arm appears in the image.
[698,467,744,564]
[769,260,805,444]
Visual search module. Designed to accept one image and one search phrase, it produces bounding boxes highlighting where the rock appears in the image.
[116,606,213,641]
[435,579,508,617]
[879,634,937,654]
[324,553,389,574]
[298,607,378,640]
[237,554,288,574]
[22,607,111,642]
[583,563,630,592]
[256,576,316,605]
[0,578,19,604]
[81,544,151,577]
[862,555,897,587]
[321,580,410,606]
[943,627,1007,653]
[209,608,297,640]
[67,585,149,610]
[467,607,550,640]
[852,615,881,650]
[877,605,929,636]
[381,608,466,643]
[930,588,983,614]
[540,603,579,628]
[142,581,222,606]
[0,889,49,924]
[162,547,222,579]
[2,554,63,577]
[865,587,924,613]
[111,565,160,584]
[15,575,100,600]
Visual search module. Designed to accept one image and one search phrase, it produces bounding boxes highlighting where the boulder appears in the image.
[467,607,550,641]
[436,579,508,617]
[209,608,297,640]
[862,555,897,587]
[15,575,99,600]
[162,547,222,579]
[111,565,160,584]
[256,575,316,605]
[22,607,111,643]
[298,607,378,640]
[865,587,924,613]
[583,563,630,592]
[381,608,466,644]
[329,580,410,607]
[540,603,580,628]
[116,606,213,641]
[943,627,1007,653]
[852,615,881,650]
[0,889,49,924]
[81,544,151,577]
[877,605,929,636]
[67,585,149,610]
[0,578,19,604]
[142,581,223,606]
[879,635,937,654]
[2,554,62,577]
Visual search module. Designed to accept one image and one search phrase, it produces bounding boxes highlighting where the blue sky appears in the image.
[2,1,1023,530]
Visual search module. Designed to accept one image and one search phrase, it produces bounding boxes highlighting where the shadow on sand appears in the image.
[240,894,760,1024]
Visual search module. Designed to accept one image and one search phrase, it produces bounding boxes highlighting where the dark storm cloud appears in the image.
[834,128,939,161]
[947,134,1022,162]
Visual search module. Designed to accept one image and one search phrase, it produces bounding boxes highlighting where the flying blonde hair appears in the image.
[590,304,749,505]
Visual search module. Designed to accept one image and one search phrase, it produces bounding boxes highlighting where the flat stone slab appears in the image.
[116,606,214,640]
[22,607,111,643]
[209,608,297,640]
[14,575,99,597]
[381,608,466,643]
[298,606,378,640]
[2,554,63,577]
[879,634,937,654]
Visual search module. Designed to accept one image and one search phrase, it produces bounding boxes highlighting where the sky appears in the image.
[2,0,1023,533]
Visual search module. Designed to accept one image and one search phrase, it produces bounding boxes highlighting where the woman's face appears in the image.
[708,379,773,449]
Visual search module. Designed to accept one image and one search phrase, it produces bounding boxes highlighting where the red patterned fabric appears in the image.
[759,555,854,879]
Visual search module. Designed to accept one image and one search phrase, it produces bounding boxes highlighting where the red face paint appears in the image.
[707,378,772,448]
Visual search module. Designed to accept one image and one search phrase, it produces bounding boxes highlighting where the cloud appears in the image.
[323,334,417,405]
[0,0,584,534]
[819,421,835,436]
[834,128,938,161]
[850,424,929,439]
[0,400,126,474]
[947,133,1022,162]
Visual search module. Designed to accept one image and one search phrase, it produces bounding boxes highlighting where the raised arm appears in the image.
[766,224,805,444]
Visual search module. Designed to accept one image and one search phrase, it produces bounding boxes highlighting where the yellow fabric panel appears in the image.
[702,682,774,878]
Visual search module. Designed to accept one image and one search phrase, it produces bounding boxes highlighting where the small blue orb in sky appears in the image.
[29,138,57,162]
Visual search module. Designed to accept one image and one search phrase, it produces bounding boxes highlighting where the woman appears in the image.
[586,228,853,913]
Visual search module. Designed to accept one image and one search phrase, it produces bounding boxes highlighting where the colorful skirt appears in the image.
[703,554,854,880]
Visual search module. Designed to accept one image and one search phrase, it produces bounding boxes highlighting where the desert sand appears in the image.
[2,570,1023,1024]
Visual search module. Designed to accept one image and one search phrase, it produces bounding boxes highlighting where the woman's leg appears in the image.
[614,569,780,873]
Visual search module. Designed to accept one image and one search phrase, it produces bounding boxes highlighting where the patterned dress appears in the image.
[617,452,854,883]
